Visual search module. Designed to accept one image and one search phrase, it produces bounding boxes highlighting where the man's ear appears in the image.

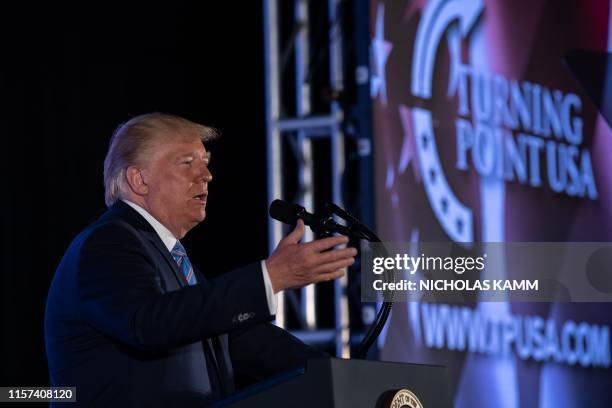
[125,166,149,195]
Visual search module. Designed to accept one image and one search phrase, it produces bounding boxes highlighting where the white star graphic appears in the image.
[371,3,393,106]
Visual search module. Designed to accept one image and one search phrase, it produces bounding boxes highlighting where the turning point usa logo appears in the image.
[409,0,598,242]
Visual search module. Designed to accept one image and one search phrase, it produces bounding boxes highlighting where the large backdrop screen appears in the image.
[370,0,612,406]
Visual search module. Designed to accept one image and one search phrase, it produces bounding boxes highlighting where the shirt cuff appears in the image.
[260,260,278,315]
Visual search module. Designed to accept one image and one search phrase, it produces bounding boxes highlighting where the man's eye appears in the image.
[182,160,193,165]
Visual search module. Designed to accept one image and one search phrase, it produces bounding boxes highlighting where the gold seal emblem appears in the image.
[383,389,424,408]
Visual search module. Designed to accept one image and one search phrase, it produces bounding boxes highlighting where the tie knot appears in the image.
[172,241,187,258]
[170,240,198,285]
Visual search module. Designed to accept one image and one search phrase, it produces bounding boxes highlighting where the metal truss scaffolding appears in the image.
[263,0,350,357]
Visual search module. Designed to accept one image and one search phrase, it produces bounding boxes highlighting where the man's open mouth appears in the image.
[193,193,207,201]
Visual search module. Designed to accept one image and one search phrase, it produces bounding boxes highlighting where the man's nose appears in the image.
[199,164,213,183]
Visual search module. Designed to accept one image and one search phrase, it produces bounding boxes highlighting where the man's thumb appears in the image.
[284,219,305,244]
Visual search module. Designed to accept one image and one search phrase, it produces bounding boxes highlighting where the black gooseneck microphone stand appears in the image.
[320,202,394,360]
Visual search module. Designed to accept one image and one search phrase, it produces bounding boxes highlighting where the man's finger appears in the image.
[306,235,349,252]
[311,257,355,275]
[315,269,346,283]
[279,219,305,246]
[316,247,358,264]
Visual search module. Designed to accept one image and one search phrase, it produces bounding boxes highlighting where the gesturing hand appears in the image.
[265,219,358,293]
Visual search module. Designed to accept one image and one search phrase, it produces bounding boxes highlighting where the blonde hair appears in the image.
[103,113,217,207]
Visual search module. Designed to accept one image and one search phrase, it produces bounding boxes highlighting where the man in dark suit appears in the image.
[44,113,357,407]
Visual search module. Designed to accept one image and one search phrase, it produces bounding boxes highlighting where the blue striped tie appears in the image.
[171,241,198,285]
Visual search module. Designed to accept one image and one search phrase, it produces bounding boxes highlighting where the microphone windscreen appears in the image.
[269,199,301,225]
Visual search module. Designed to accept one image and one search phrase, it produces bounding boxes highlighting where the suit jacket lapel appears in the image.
[142,229,189,287]
[105,201,188,288]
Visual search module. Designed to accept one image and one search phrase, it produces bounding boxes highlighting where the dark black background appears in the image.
[0,2,270,385]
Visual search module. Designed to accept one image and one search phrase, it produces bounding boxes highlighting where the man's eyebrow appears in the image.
[176,151,211,160]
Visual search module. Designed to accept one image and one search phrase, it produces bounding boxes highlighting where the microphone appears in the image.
[269,199,361,238]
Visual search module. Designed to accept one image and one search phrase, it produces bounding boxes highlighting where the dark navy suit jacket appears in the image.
[45,201,325,407]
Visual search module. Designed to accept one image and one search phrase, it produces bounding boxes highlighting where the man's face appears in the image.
[141,136,212,238]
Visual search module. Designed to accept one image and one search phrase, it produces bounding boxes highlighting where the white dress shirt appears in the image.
[123,200,277,315]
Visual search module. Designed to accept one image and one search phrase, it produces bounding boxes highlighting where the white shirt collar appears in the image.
[122,199,177,252]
